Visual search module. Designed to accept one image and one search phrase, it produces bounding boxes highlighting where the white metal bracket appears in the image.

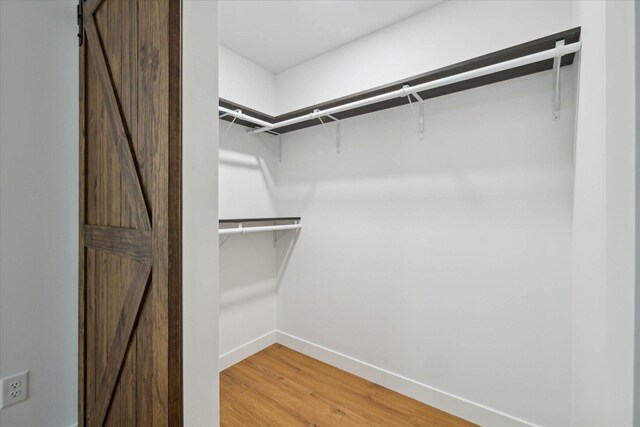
[328,115,341,154]
[220,223,242,247]
[404,86,425,142]
[412,92,425,142]
[254,130,280,159]
[221,113,239,139]
[552,39,564,121]
[219,234,231,247]
[316,110,341,154]
[418,101,424,142]
[272,220,300,247]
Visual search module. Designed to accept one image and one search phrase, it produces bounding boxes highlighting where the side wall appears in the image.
[218,125,279,368]
[636,2,640,424]
[570,1,637,425]
[183,1,220,425]
[219,45,277,115]
[275,68,577,427]
[604,1,636,425]
[0,2,78,426]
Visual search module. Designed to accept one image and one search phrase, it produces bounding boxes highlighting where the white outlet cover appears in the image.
[1,371,28,408]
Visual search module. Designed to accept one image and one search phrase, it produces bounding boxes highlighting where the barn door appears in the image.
[78,0,182,425]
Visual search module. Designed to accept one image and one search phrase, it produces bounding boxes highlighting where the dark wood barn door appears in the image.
[78,0,181,425]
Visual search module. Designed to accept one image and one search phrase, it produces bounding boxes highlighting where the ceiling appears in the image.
[219,0,443,74]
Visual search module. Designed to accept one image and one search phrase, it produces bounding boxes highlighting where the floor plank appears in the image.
[220,344,477,427]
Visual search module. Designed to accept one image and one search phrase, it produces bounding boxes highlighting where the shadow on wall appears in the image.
[218,121,301,307]
[219,224,300,308]
[218,121,278,215]
[276,228,300,290]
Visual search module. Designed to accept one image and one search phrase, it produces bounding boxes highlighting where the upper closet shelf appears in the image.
[218,27,581,135]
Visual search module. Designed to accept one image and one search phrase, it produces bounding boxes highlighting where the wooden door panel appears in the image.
[79,0,181,425]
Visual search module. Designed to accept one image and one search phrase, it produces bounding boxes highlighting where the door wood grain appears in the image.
[79,0,182,425]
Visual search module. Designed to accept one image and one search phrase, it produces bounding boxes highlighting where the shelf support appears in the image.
[412,92,425,142]
[316,110,341,154]
[219,234,231,248]
[405,86,425,142]
[328,115,341,154]
[552,39,564,121]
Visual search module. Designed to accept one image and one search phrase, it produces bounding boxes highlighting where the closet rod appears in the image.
[219,106,274,129]
[219,223,302,236]
[248,41,582,135]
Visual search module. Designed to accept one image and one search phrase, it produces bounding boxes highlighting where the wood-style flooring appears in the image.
[220,344,476,426]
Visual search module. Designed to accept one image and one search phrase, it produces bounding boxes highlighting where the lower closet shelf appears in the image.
[218,217,302,235]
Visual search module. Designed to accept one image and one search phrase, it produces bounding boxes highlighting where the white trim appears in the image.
[218,329,538,426]
[218,331,277,372]
[276,331,537,427]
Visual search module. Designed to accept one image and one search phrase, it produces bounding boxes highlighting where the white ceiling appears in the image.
[219,0,442,74]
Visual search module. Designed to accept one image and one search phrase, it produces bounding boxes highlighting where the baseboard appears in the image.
[276,330,536,427]
[219,330,277,372]
[218,329,536,426]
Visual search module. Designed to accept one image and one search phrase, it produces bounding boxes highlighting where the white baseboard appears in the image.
[219,330,277,372]
[276,330,536,427]
[219,329,536,426]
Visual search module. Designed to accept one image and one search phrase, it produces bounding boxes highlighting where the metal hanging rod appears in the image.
[240,41,581,135]
[218,106,274,129]
[219,222,302,236]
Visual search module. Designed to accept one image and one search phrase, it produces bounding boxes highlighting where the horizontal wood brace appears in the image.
[84,224,152,263]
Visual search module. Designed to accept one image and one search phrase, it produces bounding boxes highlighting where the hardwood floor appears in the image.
[220,344,476,426]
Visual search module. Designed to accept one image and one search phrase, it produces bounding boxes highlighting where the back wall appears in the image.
[276,67,577,426]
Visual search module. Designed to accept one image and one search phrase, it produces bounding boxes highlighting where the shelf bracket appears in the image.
[329,115,341,154]
[220,224,242,247]
[273,219,300,247]
[405,86,425,142]
[316,110,341,154]
[412,92,425,143]
[219,234,232,247]
[254,131,280,159]
[552,39,564,121]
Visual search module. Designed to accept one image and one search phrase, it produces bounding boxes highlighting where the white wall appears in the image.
[275,68,577,427]
[603,3,636,425]
[275,0,576,114]
[636,3,640,424]
[219,46,277,115]
[0,2,78,426]
[570,1,636,425]
[218,125,279,362]
[183,1,220,425]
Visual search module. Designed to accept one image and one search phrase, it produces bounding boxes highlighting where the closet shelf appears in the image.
[219,217,301,224]
[219,217,302,236]
[219,27,581,134]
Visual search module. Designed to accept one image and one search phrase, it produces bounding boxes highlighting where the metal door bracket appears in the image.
[77,0,83,46]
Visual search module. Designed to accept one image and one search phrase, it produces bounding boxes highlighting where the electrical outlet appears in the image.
[1,371,28,408]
